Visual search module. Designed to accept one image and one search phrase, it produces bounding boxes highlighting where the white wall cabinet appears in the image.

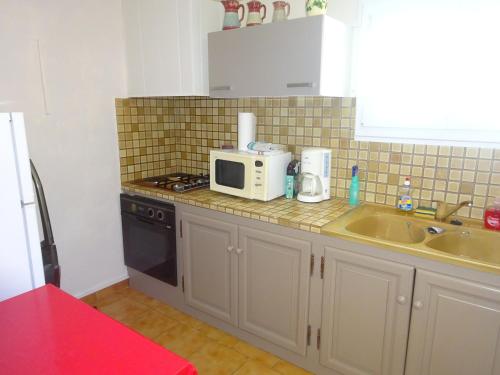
[320,247,414,375]
[181,211,312,355]
[122,0,221,97]
[405,270,500,375]
[208,15,351,98]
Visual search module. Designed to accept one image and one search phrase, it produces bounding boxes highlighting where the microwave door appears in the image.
[215,159,245,189]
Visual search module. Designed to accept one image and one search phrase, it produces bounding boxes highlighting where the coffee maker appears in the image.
[297,148,332,203]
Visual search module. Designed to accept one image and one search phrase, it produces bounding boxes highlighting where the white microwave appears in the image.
[210,150,291,201]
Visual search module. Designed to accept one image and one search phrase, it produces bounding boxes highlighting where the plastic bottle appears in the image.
[484,197,500,231]
[349,165,360,207]
[397,177,413,212]
[285,160,299,199]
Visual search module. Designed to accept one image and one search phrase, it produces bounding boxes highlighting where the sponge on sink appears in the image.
[415,206,436,218]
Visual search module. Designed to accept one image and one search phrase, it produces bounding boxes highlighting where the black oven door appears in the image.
[215,159,245,189]
[121,212,177,286]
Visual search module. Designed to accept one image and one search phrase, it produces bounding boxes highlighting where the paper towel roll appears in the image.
[238,112,256,151]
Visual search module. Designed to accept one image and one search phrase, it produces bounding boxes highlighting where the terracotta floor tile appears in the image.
[233,341,281,367]
[123,309,177,340]
[154,302,187,319]
[122,288,165,309]
[273,360,313,375]
[155,323,214,358]
[196,322,228,341]
[94,283,129,307]
[188,342,247,374]
[99,297,149,323]
[233,360,282,375]
[93,284,310,374]
[80,293,97,306]
[216,332,240,348]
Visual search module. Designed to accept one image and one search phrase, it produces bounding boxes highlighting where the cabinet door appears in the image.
[238,226,311,355]
[182,213,238,325]
[208,16,323,98]
[122,0,182,97]
[405,270,500,375]
[320,247,414,375]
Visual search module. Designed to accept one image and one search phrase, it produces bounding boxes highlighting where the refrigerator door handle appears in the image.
[30,160,54,245]
[31,160,60,287]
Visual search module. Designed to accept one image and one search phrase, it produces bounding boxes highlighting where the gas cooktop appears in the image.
[136,173,209,193]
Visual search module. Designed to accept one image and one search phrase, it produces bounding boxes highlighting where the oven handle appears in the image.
[123,212,174,231]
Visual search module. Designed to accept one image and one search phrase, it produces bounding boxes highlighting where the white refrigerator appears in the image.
[0,112,46,301]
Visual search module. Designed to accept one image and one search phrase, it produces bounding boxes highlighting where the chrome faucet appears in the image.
[434,200,473,222]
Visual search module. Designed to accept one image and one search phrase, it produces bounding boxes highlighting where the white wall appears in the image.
[0,0,128,297]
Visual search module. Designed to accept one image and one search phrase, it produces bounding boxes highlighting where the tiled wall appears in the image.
[115,97,500,219]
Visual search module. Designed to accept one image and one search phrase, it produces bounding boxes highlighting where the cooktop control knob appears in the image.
[147,208,155,218]
[157,210,164,221]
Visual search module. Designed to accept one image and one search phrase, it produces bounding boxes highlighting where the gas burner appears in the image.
[137,173,210,193]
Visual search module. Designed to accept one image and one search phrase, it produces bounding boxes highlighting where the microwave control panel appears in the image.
[253,159,265,196]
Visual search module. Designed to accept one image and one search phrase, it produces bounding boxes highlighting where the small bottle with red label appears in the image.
[484,197,500,231]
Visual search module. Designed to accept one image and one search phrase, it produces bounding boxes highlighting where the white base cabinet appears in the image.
[129,202,500,375]
[182,213,238,325]
[181,211,312,355]
[238,226,311,355]
[320,247,414,375]
[405,270,500,375]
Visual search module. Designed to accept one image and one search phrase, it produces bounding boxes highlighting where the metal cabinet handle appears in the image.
[286,82,314,88]
[236,248,243,255]
[413,300,424,310]
[210,85,232,91]
[227,246,234,253]
[396,296,407,305]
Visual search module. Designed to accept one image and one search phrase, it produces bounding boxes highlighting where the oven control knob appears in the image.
[255,160,263,167]
[157,210,164,221]
[147,208,155,218]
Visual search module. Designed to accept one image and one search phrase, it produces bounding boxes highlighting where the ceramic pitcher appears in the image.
[272,1,290,22]
[221,0,245,30]
[306,0,328,16]
[246,0,266,26]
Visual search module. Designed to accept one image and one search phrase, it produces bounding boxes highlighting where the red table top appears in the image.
[0,285,198,375]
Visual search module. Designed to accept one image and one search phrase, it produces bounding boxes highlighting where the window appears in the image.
[353,0,500,148]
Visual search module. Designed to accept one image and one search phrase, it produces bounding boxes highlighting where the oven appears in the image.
[120,194,177,286]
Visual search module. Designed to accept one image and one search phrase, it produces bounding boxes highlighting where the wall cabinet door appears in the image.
[405,270,500,375]
[182,213,238,325]
[237,226,311,355]
[320,247,414,375]
[122,0,221,97]
[208,15,350,98]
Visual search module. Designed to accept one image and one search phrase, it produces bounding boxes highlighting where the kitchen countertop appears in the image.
[123,181,500,276]
[122,182,352,233]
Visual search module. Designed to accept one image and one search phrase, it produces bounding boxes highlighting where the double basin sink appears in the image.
[321,204,500,273]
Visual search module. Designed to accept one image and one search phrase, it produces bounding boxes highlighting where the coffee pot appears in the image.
[246,0,266,26]
[272,1,290,22]
[297,148,332,203]
[221,0,245,30]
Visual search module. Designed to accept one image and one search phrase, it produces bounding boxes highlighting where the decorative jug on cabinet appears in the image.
[272,1,290,22]
[246,0,266,26]
[306,0,328,16]
[221,0,245,30]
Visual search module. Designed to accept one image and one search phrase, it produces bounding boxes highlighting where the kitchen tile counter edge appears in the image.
[122,182,500,276]
[121,182,352,233]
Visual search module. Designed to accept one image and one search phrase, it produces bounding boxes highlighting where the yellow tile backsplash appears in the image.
[115,97,500,220]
